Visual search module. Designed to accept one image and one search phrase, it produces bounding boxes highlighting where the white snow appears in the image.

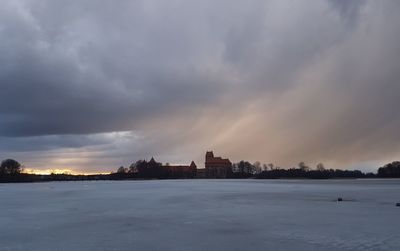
[0,179,399,250]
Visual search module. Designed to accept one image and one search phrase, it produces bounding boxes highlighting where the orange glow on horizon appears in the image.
[22,168,111,176]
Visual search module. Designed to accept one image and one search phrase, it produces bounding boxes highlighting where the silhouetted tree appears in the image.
[117,166,127,174]
[378,161,400,178]
[231,161,255,178]
[128,160,146,174]
[239,161,254,174]
[135,160,148,176]
[0,159,22,176]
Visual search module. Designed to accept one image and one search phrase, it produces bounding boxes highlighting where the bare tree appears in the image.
[117,166,127,174]
[253,161,261,174]
[262,164,268,171]
[316,163,325,171]
[298,162,310,172]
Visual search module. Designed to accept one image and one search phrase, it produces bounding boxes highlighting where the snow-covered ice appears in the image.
[0,179,399,250]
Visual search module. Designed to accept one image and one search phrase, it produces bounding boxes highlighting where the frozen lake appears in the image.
[0,179,399,250]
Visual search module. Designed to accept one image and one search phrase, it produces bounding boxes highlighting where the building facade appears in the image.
[133,157,197,178]
[164,161,197,178]
[205,151,232,178]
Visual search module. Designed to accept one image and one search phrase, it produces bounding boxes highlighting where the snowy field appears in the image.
[0,179,399,251]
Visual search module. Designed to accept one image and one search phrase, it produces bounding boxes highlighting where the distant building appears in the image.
[133,157,197,178]
[195,168,206,179]
[149,157,161,167]
[205,151,232,178]
[164,161,197,178]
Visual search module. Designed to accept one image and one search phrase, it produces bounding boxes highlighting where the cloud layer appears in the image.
[1,0,399,172]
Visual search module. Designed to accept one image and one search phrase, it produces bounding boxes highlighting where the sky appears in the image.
[1,0,400,173]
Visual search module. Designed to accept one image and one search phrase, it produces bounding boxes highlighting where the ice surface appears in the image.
[0,179,399,250]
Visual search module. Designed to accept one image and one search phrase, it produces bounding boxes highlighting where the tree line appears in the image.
[232,161,377,179]
[111,159,167,179]
[1,158,400,182]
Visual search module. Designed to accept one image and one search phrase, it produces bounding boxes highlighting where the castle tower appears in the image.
[205,151,214,160]
[205,151,232,178]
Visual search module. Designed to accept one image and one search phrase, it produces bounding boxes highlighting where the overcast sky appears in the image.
[1,0,399,173]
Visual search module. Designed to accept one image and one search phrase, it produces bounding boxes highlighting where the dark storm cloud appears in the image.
[0,134,116,152]
[0,0,400,172]
[0,0,225,136]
